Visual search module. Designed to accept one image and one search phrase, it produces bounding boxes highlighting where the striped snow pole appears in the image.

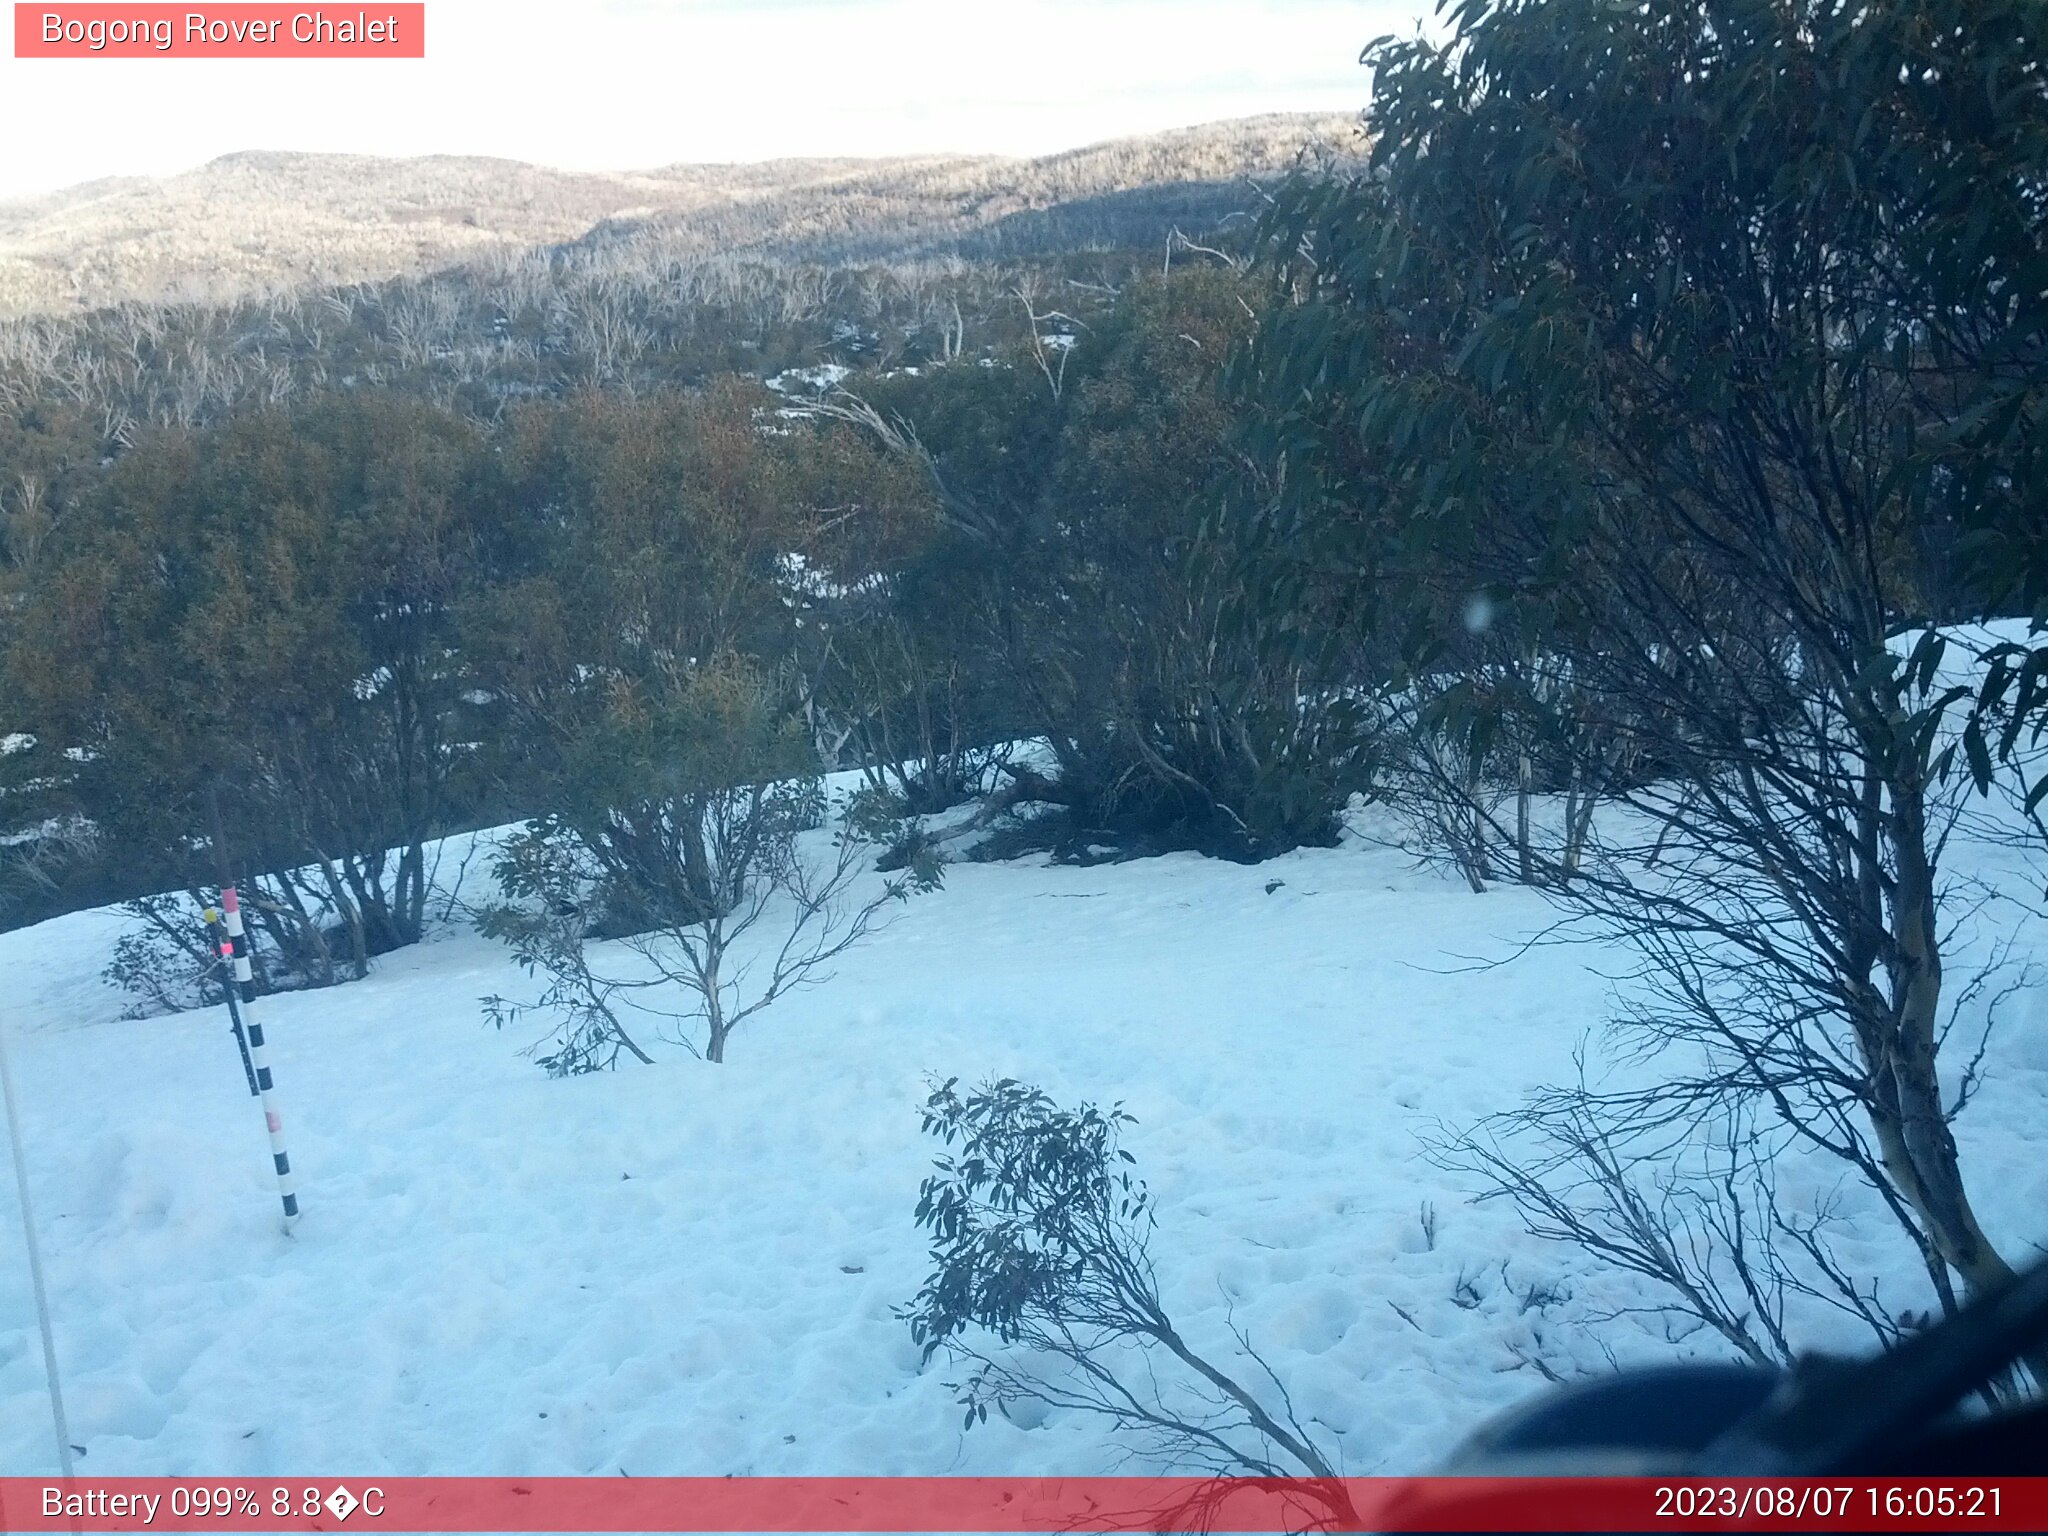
[214,886,300,1222]
[206,909,260,1096]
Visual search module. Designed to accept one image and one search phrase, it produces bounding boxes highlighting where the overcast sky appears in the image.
[0,0,1430,200]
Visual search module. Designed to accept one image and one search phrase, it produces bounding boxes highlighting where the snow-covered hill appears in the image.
[1,804,2043,1477]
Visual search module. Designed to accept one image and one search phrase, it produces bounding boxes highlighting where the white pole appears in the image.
[215,887,299,1224]
[0,1010,75,1479]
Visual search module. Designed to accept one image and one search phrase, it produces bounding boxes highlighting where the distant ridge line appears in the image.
[0,112,1362,317]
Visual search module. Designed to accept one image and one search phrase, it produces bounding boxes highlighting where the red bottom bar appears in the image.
[1,1476,2043,1533]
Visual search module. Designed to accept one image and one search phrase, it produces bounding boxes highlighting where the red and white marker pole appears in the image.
[215,886,299,1222]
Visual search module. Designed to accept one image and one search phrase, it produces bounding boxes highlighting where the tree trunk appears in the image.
[314,850,369,980]
[397,839,426,946]
[1517,752,1534,884]
[1875,777,2017,1302]
[703,949,728,1063]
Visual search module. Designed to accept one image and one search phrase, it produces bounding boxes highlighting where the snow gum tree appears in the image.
[905,1077,1349,1512]
[4,393,493,982]
[818,270,1383,862]
[472,385,931,1066]
[479,655,928,1067]
[1237,0,2048,1334]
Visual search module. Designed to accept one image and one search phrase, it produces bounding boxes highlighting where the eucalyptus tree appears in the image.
[6,393,494,979]
[1238,0,2048,1327]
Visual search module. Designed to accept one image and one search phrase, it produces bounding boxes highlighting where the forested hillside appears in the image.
[0,113,1356,317]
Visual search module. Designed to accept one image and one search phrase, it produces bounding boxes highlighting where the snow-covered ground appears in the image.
[1,802,2044,1478]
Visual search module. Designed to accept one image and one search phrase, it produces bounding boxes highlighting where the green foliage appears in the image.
[4,392,495,959]
[768,395,1018,808]
[1242,0,2048,666]
[2,236,1401,929]
[904,1077,1150,1375]
[900,1075,1342,1487]
[461,382,842,941]
[842,784,949,889]
[1229,0,2048,866]
[1230,0,2048,1314]
[537,662,820,934]
[842,268,1382,862]
[476,827,653,1076]
[1967,637,2048,817]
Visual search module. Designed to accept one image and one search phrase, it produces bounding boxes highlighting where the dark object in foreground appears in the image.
[1446,1258,2048,1476]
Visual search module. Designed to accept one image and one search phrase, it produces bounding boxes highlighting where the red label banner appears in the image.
[13,5,424,57]
[0,1477,2044,1532]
